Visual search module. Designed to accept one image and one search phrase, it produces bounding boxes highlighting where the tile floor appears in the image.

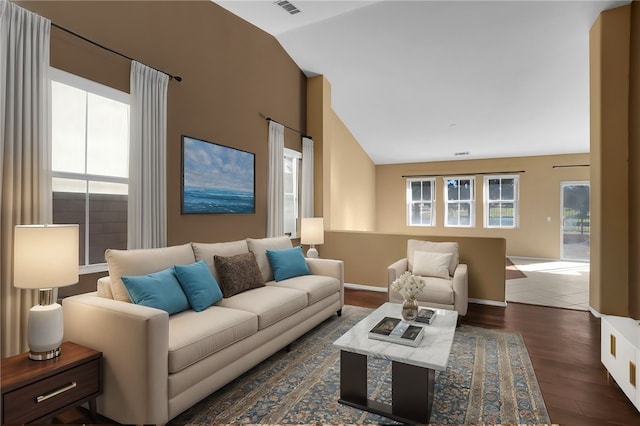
[506,257,590,311]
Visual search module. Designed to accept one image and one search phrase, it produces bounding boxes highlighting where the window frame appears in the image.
[406,178,436,227]
[283,147,302,239]
[444,176,476,228]
[484,175,519,229]
[50,67,130,274]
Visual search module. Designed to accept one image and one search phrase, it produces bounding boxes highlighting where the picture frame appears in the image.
[181,135,255,214]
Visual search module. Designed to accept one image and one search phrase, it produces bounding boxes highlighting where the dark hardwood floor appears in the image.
[345,288,640,426]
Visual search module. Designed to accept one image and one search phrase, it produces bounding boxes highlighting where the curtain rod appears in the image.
[51,22,182,82]
[552,164,590,168]
[402,170,525,178]
[265,117,312,139]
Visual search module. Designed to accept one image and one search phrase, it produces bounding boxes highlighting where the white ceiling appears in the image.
[215,0,629,165]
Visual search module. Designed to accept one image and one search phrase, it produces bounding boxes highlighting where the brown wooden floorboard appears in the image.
[344,288,640,426]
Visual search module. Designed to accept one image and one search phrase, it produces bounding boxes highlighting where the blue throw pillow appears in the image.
[122,267,190,315]
[266,246,310,282]
[174,260,223,312]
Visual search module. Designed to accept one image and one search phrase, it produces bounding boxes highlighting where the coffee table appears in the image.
[333,302,458,424]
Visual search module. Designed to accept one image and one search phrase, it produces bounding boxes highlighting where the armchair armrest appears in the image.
[388,258,408,286]
[305,258,345,306]
[62,292,169,424]
[452,263,469,316]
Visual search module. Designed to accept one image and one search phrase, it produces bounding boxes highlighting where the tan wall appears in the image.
[21,1,306,295]
[321,231,506,303]
[307,76,376,231]
[589,4,631,316]
[376,154,589,258]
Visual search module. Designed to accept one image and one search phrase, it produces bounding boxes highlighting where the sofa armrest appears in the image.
[62,292,169,424]
[388,258,408,287]
[452,263,469,316]
[305,258,344,306]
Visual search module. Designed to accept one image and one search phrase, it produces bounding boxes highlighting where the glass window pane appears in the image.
[488,178,500,200]
[420,202,432,225]
[488,202,500,226]
[411,181,421,201]
[411,203,421,224]
[88,184,127,264]
[421,181,431,201]
[447,203,459,225]
[459,202,471,225]
[501,202,514,226]
[501,179,515,200]
[460,180,471,200]
[53,178,87,265]
[447,180,459,201]
[52,81,86,174]
[86,93,129,178]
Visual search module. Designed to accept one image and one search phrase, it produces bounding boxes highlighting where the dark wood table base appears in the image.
[338,350,435,425]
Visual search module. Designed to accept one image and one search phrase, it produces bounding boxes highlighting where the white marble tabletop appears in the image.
[333,302,458,371]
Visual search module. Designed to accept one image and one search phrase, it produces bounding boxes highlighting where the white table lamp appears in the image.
[14,224,79,360]
[301,217,324,258]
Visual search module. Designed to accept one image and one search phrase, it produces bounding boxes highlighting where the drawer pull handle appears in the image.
[36,382,77,403]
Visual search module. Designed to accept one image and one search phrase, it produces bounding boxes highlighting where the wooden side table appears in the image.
[1,341,102,424]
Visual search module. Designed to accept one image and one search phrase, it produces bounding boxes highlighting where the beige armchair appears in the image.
[388,239,468,316]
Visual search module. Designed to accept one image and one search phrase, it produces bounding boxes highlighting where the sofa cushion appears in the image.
[214,252,265,298]
[407,240,459,276]
[122,267,190,315]
[167,306,258,373]
[246,236,292,282]
[217,286,307,330]
[413,251,453,279]
[266,246,310,282]
[191,240,249,283]
[267,274,340,306]
[174,260,223,312]
[106,243,196,302]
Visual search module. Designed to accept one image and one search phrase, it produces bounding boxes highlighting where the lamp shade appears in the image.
[301,217,324,245]
[14,224,79,289]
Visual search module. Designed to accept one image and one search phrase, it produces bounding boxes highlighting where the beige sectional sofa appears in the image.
[62,236,344,425]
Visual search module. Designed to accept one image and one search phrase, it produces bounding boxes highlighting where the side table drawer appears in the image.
[3,358,100,424]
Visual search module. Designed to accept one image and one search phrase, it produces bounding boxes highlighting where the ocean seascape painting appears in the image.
[182,136,255,214]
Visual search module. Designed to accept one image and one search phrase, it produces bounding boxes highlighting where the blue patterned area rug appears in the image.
[169,305,550,425]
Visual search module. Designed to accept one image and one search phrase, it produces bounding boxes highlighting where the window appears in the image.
[444,177,475,227]
[407,178,435,226]
[51,68,130,271]
[283,148,302,238]
[484,175,518,228]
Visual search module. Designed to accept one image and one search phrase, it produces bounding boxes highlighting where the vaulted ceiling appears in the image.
[215,0,629,164]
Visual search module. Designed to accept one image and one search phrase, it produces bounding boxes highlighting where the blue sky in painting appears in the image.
[183,136,254,193]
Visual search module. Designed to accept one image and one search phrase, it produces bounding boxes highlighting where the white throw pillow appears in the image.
[412,251,453,279]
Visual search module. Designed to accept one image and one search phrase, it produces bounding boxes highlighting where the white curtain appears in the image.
[0,0,51,357]
[129,61,169,249]
[267,120,284,237]
[301,136,314,218]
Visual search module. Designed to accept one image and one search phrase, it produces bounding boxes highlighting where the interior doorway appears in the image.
[561,182,590,261]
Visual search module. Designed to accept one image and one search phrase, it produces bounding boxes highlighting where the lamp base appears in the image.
[306,246,319,258]
[27,297,63,361]
[29,347,61,361]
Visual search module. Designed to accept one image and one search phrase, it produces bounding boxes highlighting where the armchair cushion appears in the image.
[413,251,452,279]
[407,240,459,276]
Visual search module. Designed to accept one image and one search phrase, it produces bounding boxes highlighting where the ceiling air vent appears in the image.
[274,0,301,15]
[454,152,469,156]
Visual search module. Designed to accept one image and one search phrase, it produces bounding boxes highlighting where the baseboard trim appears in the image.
[469,298,507,307]
[588,306,602,318]
[344,283,388,293]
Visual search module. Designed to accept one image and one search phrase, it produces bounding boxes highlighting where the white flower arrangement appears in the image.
[391,271,425,301]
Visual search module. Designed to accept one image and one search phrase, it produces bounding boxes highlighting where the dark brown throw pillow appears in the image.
[214,252,265,298]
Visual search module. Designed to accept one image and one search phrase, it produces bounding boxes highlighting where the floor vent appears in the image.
[274,0,301,15]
